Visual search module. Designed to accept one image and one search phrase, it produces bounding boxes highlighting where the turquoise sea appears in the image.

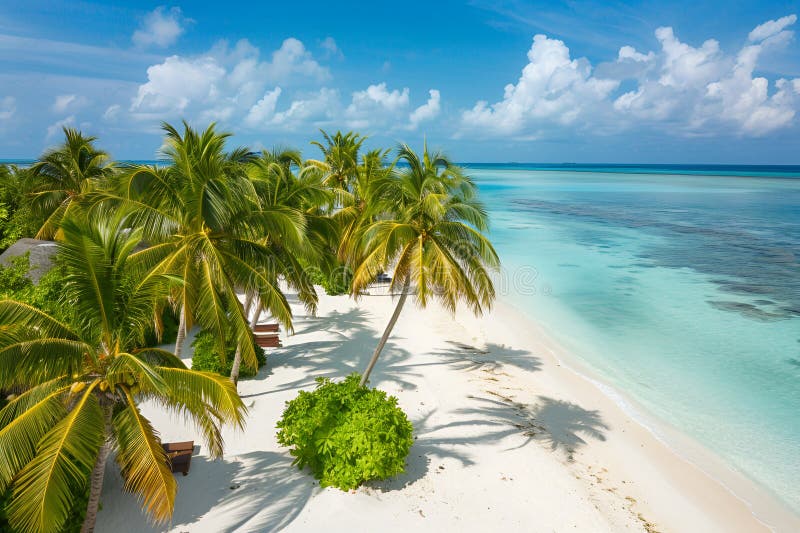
[467,164,800,516]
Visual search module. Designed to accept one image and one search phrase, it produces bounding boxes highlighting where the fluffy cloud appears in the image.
[461,34,618,137]
[129,38,329,120]
[244,87,282,126]
[618,45,654,63]
[345,83,410,128]
[408,89,441,130]
[131,55,225,113]
[271,88,340,129]
[748,14,797,42]
[463,15,800,138]
[0,96,16,120]
[132,7,187,48]
[614,15,800,136]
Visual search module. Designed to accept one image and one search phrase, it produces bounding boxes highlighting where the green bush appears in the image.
[0,255,32,296]
[308,264,352,296]
[276,373,414,490]
[190,330,267,378]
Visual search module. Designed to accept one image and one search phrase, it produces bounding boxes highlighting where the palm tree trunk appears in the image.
[174,306,186,359]
[81,408,112,533]
[359,278,410,387]
[230,303,261,385]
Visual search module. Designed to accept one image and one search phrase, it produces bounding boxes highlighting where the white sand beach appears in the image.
[95,289,799,532]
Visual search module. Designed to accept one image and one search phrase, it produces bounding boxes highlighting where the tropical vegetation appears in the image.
[276,373,413,490]
[0,123,499,530]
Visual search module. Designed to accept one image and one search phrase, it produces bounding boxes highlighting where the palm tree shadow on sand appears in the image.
[373,394,608,492]
[97,451,313,532]
[240,307,420,399]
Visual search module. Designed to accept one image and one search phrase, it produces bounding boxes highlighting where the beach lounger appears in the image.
[162,441,194,475]
[254,333,282,348]
[253,323,279,333]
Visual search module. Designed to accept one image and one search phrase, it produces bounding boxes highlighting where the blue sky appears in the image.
[1,0,799,163]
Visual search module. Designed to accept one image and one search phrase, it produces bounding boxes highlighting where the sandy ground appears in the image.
[95,289,799,532]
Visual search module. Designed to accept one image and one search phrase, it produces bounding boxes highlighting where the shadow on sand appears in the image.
[99,452,313,532]
[241,308,420,399]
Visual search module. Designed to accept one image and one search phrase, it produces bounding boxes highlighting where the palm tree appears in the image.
[307,130,365,198]
[27,127,113,240]
[0,212,246,533]
[220,147,331,383]
[334,148,394,265]
[100,122,308,381]
[350,144,500,386]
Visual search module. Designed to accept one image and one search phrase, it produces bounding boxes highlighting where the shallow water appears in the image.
[470,166,800,513]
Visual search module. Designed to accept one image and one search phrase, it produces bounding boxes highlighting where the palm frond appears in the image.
[112,387,176,523]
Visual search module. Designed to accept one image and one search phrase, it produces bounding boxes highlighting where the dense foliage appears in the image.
[191,330,267,378]
[0,123,498,529]
[307,264,353,296]
[276,374,414,490]
[0,214,247,533]
[0,166,38,253]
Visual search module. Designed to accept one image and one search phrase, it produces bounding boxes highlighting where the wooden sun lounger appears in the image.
[253,323,279,333]
[254,333,282,348]
[162,441,194,476]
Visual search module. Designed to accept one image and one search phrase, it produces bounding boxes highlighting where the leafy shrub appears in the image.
[308,264,352,296]
[190,330,267,378]
[0,255,32,296]
[276,373,414,490]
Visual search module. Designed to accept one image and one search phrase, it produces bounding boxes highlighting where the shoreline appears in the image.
[490,296,800,532]
[96,288,800,532]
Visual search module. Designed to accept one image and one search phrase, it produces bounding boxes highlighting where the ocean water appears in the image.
[468,165,800,515]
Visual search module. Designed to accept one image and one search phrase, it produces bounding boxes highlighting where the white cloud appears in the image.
[461,34,618,136]
[0,96,15,120]
[245,87,282,126]
[408,89,441,129]
[131,55,226,113]
[463,16,800,139]
[263,38,330,83]
[52,94,87,113]
[129,38,329,121]
[654,27,725,89]
[349,83,409,112]
[618,45,654,63]
[103,104,121,121]
[613,17,800,136]
[702,36,798,135]
[320,37,343,59]
[343,83,411,129]
[748,14,797,42]
[271,88,339,129]
[46,115,75,140]
[132,7,187,48]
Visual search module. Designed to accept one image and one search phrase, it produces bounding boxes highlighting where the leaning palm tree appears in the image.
[99,122,308,379]
[0,212,246,533]
[350,143,500,386]
[27,127,113,239]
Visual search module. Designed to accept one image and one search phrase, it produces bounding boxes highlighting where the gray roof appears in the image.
[0,238,58,283]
